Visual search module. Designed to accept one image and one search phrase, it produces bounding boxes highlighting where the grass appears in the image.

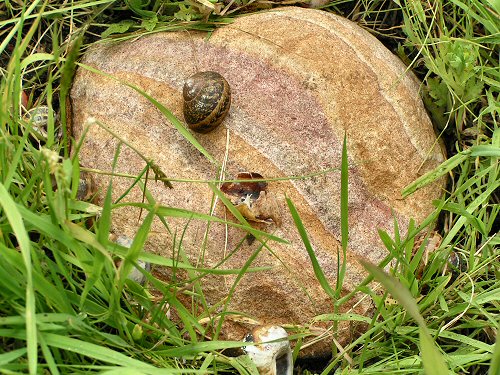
[0,0,499,374]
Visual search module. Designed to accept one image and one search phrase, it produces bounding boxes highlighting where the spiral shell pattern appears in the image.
[183,71,231,133]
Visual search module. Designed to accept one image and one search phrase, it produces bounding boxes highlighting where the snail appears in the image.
[23,105,62,142]
[23,106,51,128]
[243,325,293,375]
[182,71,231,133]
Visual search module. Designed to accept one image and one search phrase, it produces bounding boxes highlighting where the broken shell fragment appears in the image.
[448,251,467,276]
[243,325,293,375]
[221,173,282,226]
[221,172,268,198]
[115,235,133,248]
[114,235,151,285]
[76,171,97,201]
[236,191,282,226]
[126,259,152,285]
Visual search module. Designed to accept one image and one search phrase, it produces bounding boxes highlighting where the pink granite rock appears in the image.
[70,7,445,356]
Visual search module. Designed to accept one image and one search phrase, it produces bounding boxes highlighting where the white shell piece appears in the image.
[126,259,151,285]
[116,235,133,248]
[115,235,151,285]
[243,325,293,375]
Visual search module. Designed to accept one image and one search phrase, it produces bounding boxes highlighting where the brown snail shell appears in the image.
[183,71,231,133]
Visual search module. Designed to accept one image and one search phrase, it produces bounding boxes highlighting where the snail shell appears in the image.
[23,105,62,142]
[243,325,293,375]
[183,71,231,133]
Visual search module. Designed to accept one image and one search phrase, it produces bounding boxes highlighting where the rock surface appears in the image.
[70,7,445,356]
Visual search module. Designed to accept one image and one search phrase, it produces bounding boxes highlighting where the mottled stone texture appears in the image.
[70,7,445,356]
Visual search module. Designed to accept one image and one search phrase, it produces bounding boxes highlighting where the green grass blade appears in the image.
[156,340,247,356]
[0,183,37,374]
[42,333,155,369]
[0,0,41,56]
[340,132,349,251]
[361,260,449,374]
[489,328,500,375]
[151,204,287,244]
[337,132,348,298]
[0,0,115,28]
[469,145,500,157]
[19,53,55,70]
[449,0,499,34]
[396,326,495,353]
[38,334,60,375]
[441,179,500,248]
[79,142,122,308]
[402,150,470,197]
[0,348,28,366]
[287,197,336,300]
[116,208,155,293]
[99,369,208,375]
[214,238,268,339]
[59,34,83,155]
[77,62,217,166]
[3,121,31,190]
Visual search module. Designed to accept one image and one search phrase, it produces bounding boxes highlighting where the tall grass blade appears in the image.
[153,203,287,244]
[361,261,449,374]
[287,197,336,300]
[0,348,27,366]
[59,33,83,155]
[214,238,268,339]
[449,0,499,34]
[403,150,469,197]
[0,0,41,56]
[0,183,37,374]
[116,208,155,293]
[489,330,500,375]
[337,132,348,298]
[77,62,217,166]
[79,143,122,308]
[441,180,500,248]
[38,334,60,375]
[42,333,156,369]
[156,340,248,356]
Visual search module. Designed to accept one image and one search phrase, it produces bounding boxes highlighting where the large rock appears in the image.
[70,7,445,356]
